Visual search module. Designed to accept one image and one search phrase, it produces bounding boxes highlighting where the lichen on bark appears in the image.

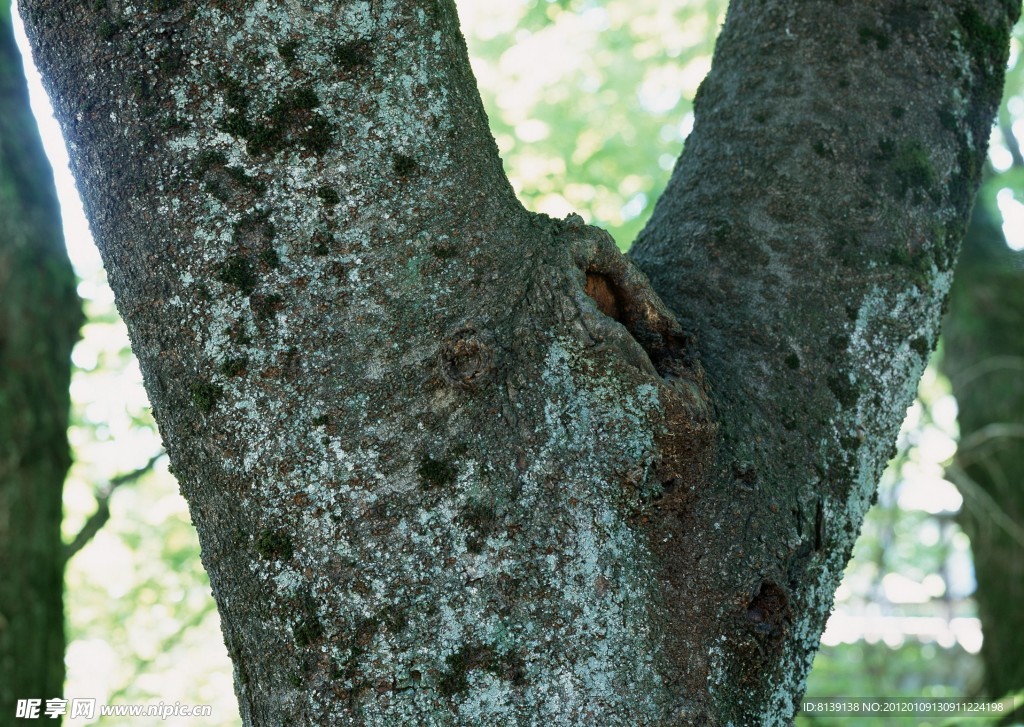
[14,0,1021,723]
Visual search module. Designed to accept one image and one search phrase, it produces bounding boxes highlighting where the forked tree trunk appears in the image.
[0,0,80,715]
[17,0,1018,723]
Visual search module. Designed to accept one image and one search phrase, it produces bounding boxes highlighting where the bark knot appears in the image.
[564,218,717,490]
[439,326,494,389]
[571,223,706,397]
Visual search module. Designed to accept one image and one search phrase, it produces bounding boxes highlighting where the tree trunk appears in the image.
[942,195,1024,700]
[0,0,80,716]
[16,0,1018,723]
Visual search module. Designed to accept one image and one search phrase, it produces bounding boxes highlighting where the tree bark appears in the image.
[628,0,1018,718]
[0,0,80,716]
[16,0,1019,724]
[942,194,1024,700]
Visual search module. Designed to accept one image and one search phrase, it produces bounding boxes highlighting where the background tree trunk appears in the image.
[16,0,1019,723]
[942,194,1024,700]
[0,0,81,716]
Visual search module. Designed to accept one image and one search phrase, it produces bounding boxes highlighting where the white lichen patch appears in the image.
[762,267,953,721]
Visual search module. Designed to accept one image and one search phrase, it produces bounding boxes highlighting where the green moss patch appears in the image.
[255,529,294,559]
[216,82,334,157]
[217,255,256,294]
[190,380,223,412]
[417,455,456,489]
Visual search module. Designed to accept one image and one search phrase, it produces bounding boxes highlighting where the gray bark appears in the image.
[16,0,1019,724]
[629,1,1019,718]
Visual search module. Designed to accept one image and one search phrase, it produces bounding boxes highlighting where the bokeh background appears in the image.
[9,0,1024,724]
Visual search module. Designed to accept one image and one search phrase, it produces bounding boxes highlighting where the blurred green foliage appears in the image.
[799,642,982,727]
[460,0,724,249]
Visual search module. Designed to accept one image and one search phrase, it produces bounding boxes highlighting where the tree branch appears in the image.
[629,0,1019,715]
[946,464,1024,549]
[949,354,1024,392]
[957,422,1024,458]
[63,452,164,563]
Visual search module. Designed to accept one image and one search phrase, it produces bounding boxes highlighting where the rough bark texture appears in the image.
[15,0,1018,724]
[942,197,1024,700]
[0,0,80,715]
[629,1,1019,720]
